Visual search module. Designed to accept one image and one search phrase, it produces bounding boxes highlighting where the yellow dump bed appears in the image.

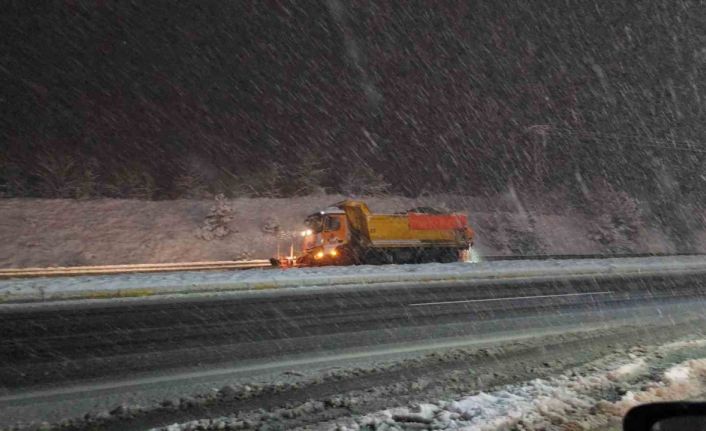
[338,200,471,249]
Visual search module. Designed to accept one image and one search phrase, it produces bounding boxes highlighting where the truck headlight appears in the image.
[315,251,325,259]
[330,249,338,257]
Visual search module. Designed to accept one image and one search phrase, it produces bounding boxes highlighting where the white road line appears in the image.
[409,291,612,307]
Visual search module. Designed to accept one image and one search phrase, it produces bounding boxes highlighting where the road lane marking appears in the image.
[1,299,701,407]
[408,291,612,307]
[0,324,607,404]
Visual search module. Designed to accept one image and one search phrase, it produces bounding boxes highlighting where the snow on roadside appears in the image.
[606,358,647,381]
[601,359,706,419]
[150,339,706,431]
[2,255,706,303]
[338,343,706,431]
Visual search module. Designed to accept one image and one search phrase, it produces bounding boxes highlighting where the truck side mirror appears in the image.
[624,402,706,431]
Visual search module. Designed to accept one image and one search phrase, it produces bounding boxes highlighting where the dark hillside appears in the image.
[2,1,705,200]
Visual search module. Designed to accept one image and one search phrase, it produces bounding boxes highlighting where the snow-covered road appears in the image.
[2,255,706,430]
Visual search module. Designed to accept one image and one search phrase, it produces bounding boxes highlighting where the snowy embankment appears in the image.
[1,255,706,303]
[337,340,706,431]
[3,196,695,269]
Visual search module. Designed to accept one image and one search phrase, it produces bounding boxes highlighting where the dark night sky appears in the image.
[2,1,706,199]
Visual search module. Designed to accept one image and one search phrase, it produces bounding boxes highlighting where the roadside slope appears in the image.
[1,195,698,269]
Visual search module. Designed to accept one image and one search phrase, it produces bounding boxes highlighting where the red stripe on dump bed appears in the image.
[408,213,467,230]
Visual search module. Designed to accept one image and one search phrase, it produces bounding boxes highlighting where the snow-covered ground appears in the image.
[2,255,706,303]
[338,341,706,431]
[156,339,706,431]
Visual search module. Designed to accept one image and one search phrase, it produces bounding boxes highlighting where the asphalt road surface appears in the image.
[3,270,706,389]
[1,269,706,428]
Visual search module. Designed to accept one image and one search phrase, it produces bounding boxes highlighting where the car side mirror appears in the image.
[624,402,706,431]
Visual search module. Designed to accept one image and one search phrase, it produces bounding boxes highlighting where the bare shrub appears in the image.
[30,153,98,198]
[104,167,157,199]
[287,156,329,196]
[0,160,28,197]
[261,216,280,236]
[33,153,78,197]
[507,228,544,255]
[584,179,643,248]
[228,163,284,198]
[175,173,210,199]
[175,158,212,199]
[339,166,391,197]
[222,158,330,198]
[195,194,235,241]
[506,214,545,255]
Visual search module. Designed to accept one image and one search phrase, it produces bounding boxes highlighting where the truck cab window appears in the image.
[324,216,341,232]
[305,215,324,233]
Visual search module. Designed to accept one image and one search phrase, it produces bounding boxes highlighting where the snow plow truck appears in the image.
[272,199,474,267]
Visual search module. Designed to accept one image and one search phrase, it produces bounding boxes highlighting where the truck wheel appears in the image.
[394,248,416,264]
[358,249,377,265]
[436,248,460,263]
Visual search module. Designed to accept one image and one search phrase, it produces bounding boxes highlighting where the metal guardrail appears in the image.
[480,252,703,261]
[0,260,272,279]
[0,253,701,279]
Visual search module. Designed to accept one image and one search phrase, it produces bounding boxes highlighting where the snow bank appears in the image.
[606,357,647,381]
[343,342,706,431]
[2,255,706,303]
[347,374,603,430]
[600,358,706,420]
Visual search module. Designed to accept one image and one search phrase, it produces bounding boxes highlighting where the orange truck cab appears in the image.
[298,207,350,266]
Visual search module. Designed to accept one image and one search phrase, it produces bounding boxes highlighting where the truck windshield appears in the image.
[304,215,324,233]
[324,216,341,232]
